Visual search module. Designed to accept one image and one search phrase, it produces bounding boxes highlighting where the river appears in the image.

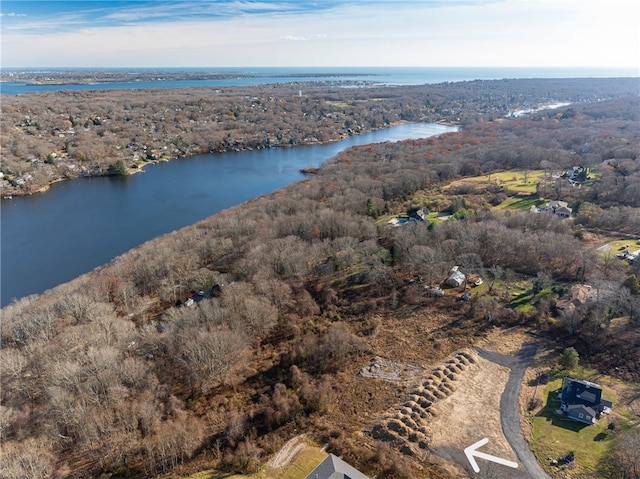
[1,122,456,306]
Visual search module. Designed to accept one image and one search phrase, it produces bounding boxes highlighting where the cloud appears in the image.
[0,12,27,17]
[0,0,637,68]
[281,35,307,41]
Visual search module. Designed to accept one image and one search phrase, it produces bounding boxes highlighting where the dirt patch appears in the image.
[429,355,516,470]
[364,342,533,476]
[359,356,424,381]
[477,327,534,356]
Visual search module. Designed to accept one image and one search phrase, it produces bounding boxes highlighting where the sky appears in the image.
[1,0,639,69]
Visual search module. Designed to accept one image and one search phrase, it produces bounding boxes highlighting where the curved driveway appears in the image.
[477,343,552,479]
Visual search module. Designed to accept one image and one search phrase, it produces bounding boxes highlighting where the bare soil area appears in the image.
[477,327,537,356]
[429,354,517,472]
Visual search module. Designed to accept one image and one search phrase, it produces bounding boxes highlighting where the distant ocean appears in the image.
[1,66,637,95]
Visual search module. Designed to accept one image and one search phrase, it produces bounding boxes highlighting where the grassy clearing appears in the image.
[531,380,612,475]
[430,212,452,223]
[184,446,327,479]
[486,170,545,193]
[529,368,635,478]
[446,170,544,195]
[594,239,640,267]
[603,239,640,253]
[324,100,349,108]
[508,286,558,312]
[495,195,546,211]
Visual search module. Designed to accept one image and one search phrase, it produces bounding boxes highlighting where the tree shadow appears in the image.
[528,370,550,387]
[593,432,608,442]
[535,389,590,432]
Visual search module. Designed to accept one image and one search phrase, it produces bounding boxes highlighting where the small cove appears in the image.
[1,122,456,306]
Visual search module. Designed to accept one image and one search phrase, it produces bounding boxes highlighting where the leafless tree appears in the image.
[174,327,248,393]
[0,438,56,479]
[606,427,640,479]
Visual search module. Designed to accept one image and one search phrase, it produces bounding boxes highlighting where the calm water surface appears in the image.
[1,123,456,306]
[3,66,636,95]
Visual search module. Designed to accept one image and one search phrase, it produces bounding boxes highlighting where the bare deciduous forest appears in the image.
[1,78,640,479]
[1,78,636,195]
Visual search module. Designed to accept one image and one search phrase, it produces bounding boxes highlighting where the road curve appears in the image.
[477,343,552,479]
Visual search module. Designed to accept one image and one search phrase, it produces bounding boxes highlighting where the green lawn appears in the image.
[464,169,544,194]
[324,100,349,108]
[529,374,625,477]
[495,195,546,211]
[599,239,640,255]
[508,286,557,312]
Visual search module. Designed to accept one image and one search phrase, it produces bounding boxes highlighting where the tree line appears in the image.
[1,77,637,195]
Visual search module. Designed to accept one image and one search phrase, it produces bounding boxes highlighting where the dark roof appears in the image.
[305,454,370,479]
[561,377,612,418]
[566,404,596,424]
[578,390,597,403]
[562,377,601,405]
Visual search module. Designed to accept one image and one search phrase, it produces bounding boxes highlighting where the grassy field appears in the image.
[323,100,349,108]
[184,446,327,479]
[446,170,545,195]
[495,195,547,212]
[530,379,612,475]
[529,369,634,477]
[597,239,640,254]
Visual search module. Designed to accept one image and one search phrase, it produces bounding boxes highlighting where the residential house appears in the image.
[409,208,427,222]
[556,284,595,314]
[305,454,370,479]
[545,200,568,211]
[559,377,612,425]
[566,165,587,181]
[543,200,572,218]
[445,266,466,288]
[555,206,572,218]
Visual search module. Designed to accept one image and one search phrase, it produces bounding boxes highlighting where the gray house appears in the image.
[544,200,571,218]
[305,454,370,479]
[559,377,612,425]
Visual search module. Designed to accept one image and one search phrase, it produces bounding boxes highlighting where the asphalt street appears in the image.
[478,343,552,479]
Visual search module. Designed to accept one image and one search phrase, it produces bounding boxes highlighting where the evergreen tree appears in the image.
[107,160,127,176]
[560,347,579,370]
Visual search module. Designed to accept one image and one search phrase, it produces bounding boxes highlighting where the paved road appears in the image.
[477,343,552,479]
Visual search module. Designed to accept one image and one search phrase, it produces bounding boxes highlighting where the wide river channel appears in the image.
[1,123,456,306]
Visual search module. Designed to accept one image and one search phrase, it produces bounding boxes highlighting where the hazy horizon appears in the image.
[1,1,638,70]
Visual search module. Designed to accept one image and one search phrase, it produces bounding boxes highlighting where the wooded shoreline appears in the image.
[2,77,637,197]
